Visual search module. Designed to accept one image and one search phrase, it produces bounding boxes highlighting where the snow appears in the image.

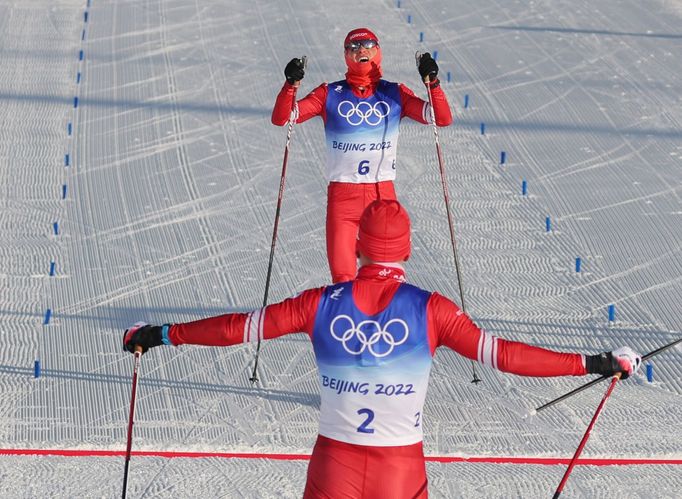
[0,0,681,497]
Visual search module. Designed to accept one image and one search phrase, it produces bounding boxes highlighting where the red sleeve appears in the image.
[169,288,324,346]
[399,83,453,126]
[427,293,587,377]
[271,83,328,126]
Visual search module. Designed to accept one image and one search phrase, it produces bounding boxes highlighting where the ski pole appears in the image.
[122,345,143,499]
[535,335,682,413]
[250,56,307,384]
[416,51,480,384]
[552,373,621,498]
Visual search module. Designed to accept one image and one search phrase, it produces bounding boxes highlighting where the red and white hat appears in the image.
[344,27,379,47]
[357,200,411,262]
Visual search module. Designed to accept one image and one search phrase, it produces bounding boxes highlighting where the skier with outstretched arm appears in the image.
[271,28,452,283]
[123,200,641,499]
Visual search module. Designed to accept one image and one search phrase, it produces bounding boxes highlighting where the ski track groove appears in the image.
[414,0,679,332]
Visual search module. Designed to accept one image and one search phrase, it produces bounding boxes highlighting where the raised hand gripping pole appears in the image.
[250,56,307,384]
[416,51,480,384]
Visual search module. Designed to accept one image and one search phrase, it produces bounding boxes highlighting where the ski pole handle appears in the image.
[415,51,426,82]
[288,55,307,89]
[287,55,306,120]
[415,51,436,84]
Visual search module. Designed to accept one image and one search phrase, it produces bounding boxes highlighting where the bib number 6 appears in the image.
[357,160,370,175]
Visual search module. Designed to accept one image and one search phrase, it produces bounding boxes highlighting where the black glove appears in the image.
[585,347,642,380]
[417,52,439,82]
[123,322,165,354]
[284,58,305,85]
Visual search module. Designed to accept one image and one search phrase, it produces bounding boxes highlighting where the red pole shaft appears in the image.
[250,62,305,383]
[552,374,621,498]
[261,96,297,309]
[122,347,143,499]
[424,80,465,310]
[422,69,480,383]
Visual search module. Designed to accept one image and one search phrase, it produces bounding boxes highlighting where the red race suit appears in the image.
[272,80,453,283]
[167,264,586,498]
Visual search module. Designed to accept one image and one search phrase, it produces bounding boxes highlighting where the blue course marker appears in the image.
[84,11,88,23]
[464,94,469,108]
[646,363,653,382]
[500,151,506,164]
[53,222,59,235]
[44,309,52,325]
[34,360,41,378]
[49,261,56,276]
[480,123,485,135]
[575,257,582,272]
[74,96,79,108]
[67,122,72,135]
[545,216,551,232]
[522,180,527,196]
[62,184,67,199]
[608,304,616,322]
[419,32,424,43]
[79,50,84,61]
[433,50,438,61]
[407,14,412,24]
[65,154,70,167]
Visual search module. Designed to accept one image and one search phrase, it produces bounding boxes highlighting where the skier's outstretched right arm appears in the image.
[122,287,324,353]
[271,58,328,126]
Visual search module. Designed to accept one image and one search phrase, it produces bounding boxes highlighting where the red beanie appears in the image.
[344,28,379,47]
[357,200,411,262]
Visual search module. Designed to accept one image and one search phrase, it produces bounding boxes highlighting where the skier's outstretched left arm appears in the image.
[427,293,641,379]
[122,288,325,353]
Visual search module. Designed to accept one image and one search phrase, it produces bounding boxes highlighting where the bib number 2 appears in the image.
[356,408,375,434]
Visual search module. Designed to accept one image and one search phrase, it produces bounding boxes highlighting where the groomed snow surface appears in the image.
[1,0,681,497]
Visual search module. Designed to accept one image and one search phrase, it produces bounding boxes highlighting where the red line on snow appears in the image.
[1,448,680,466]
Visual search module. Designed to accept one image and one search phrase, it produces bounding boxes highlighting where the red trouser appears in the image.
[303,435,428,499]
[326,181,397,283]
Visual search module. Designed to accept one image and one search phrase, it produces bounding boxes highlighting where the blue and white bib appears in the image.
[324,80,402,183]
[312,281,433,446]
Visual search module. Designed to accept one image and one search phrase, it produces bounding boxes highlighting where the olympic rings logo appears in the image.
[337,100,390,126]
[330,314,409,358]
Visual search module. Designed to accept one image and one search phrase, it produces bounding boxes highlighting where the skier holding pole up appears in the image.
[123,200,641,499]
[272,28,452,283]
